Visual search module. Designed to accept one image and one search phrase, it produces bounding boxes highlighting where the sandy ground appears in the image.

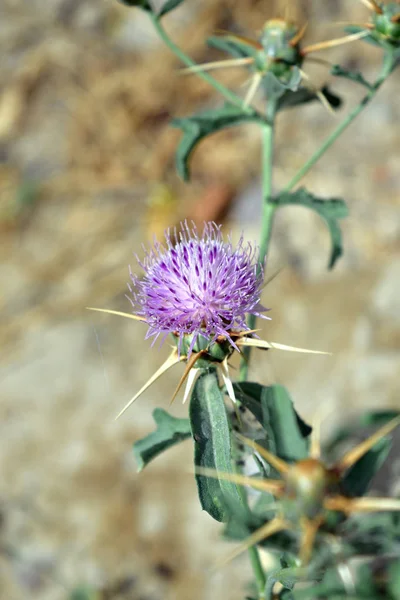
[0,1,399,599]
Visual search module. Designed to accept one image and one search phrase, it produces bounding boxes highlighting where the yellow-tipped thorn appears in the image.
[336,415,400,472]
[236,337,331,355]
[115,349,183,419]
[220,357,236,404]
[194,466,284,496]
[235,329,262,338]
[215,517,289,569]
[180,57,254,75]
[310,417,321,460]
[86,307,146,322]
[358,0,382,13]
[235,433,290,475]
[243,72,263,108]
[299,69,336,116]
[299,516,323,564]
[348,497,400,513]
[302,30,370,55]
[182,368,200,404]
[169,350,205,405]
[290,22,308,47]
[325,495,400,515]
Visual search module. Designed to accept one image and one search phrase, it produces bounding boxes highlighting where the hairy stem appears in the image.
[239,98,278,382]
[285,50,395,192]
[149,14,251,110]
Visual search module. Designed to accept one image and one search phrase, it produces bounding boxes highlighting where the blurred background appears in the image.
[0,0,399,598]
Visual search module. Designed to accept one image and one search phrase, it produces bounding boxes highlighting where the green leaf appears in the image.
[342,436,392,497]
[272,188,349,269]
[158,0,185,17]
[326,410,400,454]
[233,383,311,463]
[331,64,373,90]
[189,368,244,522]
[133,408,191,471]
[266,567,298,592]
[389,560,400,599]
[172,104,265,180]
[117,0,153,11]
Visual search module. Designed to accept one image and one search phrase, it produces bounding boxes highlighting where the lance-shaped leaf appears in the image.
[158,0,185,17]
[342,436,392,497]
[133,408,191,471]
[233,383,311,464]
[331,64,373,90]
[272,188,349,269]
[189,368,245,522]
[172,104,266,180]
[326,410,400,453]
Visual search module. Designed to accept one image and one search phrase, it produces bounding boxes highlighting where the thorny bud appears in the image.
[284,459,339,521]
[372,2,400,44]
[258,19,304,81]
[176,332,235,366]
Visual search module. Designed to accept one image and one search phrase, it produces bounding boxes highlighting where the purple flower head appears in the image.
[128,222,269,355]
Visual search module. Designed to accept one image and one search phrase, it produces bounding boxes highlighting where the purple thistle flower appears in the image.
[128,222,269,355]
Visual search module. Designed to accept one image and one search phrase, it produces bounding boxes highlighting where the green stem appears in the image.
[149,14,251,111]
[248,545,267,599]
[285,50,395,192]
[239,98,278,382]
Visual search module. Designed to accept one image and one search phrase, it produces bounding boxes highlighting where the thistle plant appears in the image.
[91,1,400,598]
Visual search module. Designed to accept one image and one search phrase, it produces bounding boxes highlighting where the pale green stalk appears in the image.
[239,98,278,382]
[149,14,252,111]
[285,50,395,192]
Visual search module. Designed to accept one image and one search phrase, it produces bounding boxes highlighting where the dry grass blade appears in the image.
[336,416,400,472]
[194,466,284,495]
[86,307,146,322]
[215,517,288,568]
[235,433,290,475]
[115,349,183,419]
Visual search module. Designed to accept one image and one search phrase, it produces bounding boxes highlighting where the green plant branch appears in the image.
[149,14,252,111]
[239,98,278,382]
[285,50,395,192]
